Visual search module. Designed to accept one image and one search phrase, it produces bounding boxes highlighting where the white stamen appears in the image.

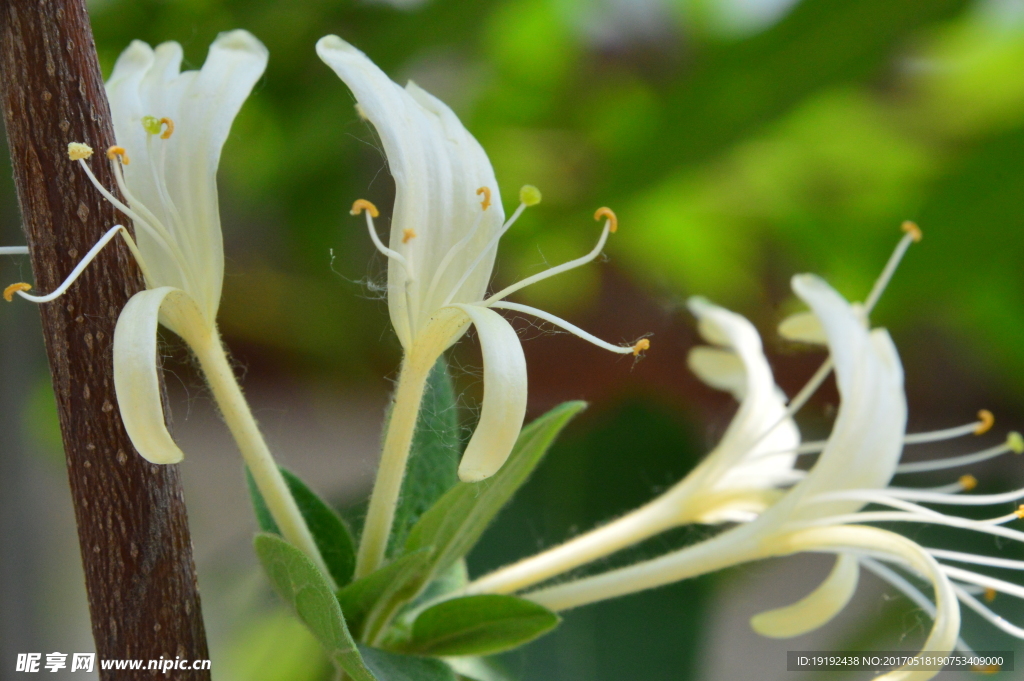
[864,231,916,314]
[423,207,488,309]
[861,557,976,653]
[943,564,1024,602]
[442,201,529,308]
[929,548,1024,571]
[903,421,987,445]
[490,301,639,355]
[362,210,411,274]
[12,225,140,303]
[481,215,613,306]
[896,441,1015,475]
[798,511,1024,545]
[0,246,29,255]
[954,585,1024,639]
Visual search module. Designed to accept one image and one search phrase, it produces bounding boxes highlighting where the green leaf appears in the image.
[359,647,456,681]
[404,595,559,657]
[447,657,516,681]
[247,466,357,588]
[337,548,434,642]
[389,355,461,554]
[253,533,377,681]
[405,401,586,581]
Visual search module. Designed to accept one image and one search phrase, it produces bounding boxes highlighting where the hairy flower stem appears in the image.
[191,330,332,585]
[356,353,434,578]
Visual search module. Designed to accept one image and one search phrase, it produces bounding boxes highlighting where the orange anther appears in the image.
[984,587,998,602]
[4,282,31,302]
[901,220,922,242]
[159,117,175,139]
[403,228,417,244]
[959,474,977,491]
[975,409,995,435]
[106,145,129,164]
[1016,504,1024,519]
[594,207,617,233]
[477,187,492,211]
[350,199,380,218]
[632,338,650,356]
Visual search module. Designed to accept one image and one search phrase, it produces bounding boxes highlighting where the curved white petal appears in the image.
[114,286,211,464]
[450,304,527,482]
[106,30,268,323]
[685,297,799,493]
[751,553,860,638]
[316,35,504,347]
[783,275,907,518]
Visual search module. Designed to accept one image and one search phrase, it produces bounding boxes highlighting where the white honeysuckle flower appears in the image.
[316,36,649,577]
[465,295,802,596]
[510,273,1024,679]
[317,35,648,484]
[3,31,333,582]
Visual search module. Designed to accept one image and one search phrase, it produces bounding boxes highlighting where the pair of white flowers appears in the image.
[6,28,1024,677]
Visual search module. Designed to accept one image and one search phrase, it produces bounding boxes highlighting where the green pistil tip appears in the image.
[1009,431,1024,454]
[141,115,162,135]
[520,185,542,207]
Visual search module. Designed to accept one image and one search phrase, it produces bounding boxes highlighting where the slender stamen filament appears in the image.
[864,223,920,314]
[481,207,616,306]
[351,199,411,275]
[929,548,1024,571]
[423,207,487,309]
[0,246,29,255]
[3,225,150,303]
[441,199,531,308]
[812,484,1024,506]
[955,586,1024,639]
[75,157,191,284]
[895,433,1022,474]
[490,301,649,355]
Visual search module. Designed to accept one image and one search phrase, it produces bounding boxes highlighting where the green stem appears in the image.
[355,353,432,578]
[192,328,334,587]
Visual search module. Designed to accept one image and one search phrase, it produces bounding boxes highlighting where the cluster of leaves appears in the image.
[249,358,584,680]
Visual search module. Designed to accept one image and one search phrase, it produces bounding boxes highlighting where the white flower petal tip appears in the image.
[452,305,528,482]
[212,29,268,57]
[778,311,827,344]
[750,554,860,638]
[114,286,210,465]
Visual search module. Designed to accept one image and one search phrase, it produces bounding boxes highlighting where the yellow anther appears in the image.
[972,663,1001,674]
[67,142,94,161]
[350,199,380,218]
[477,187,492,211]
[959,474,977,491]
[519,184,542,207]
[594,207,618,233]
[901,220,922,242]
[1008,431,1024,454]
[1015,504,1024,519]
[403,228,417,244]
[632,338,650,356]
[4,282,32,302]
[159,117,175,139]
[106,146,129,165]
[975,409,995,435]
[984,587,998,602]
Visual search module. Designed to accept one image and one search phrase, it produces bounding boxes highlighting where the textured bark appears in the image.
[0,1,210,677]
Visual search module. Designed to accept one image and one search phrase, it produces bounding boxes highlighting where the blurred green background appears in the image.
[3,0,1024,679]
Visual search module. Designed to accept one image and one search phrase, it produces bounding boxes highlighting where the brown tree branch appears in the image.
[0,1,209,676]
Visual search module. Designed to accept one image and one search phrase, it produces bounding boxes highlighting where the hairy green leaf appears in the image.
[253,533,376,681]
[405,401,586,580]
[359,647,456,681]
[247,466,357,588]
[404,595,559,657]
[337,548,434,643]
